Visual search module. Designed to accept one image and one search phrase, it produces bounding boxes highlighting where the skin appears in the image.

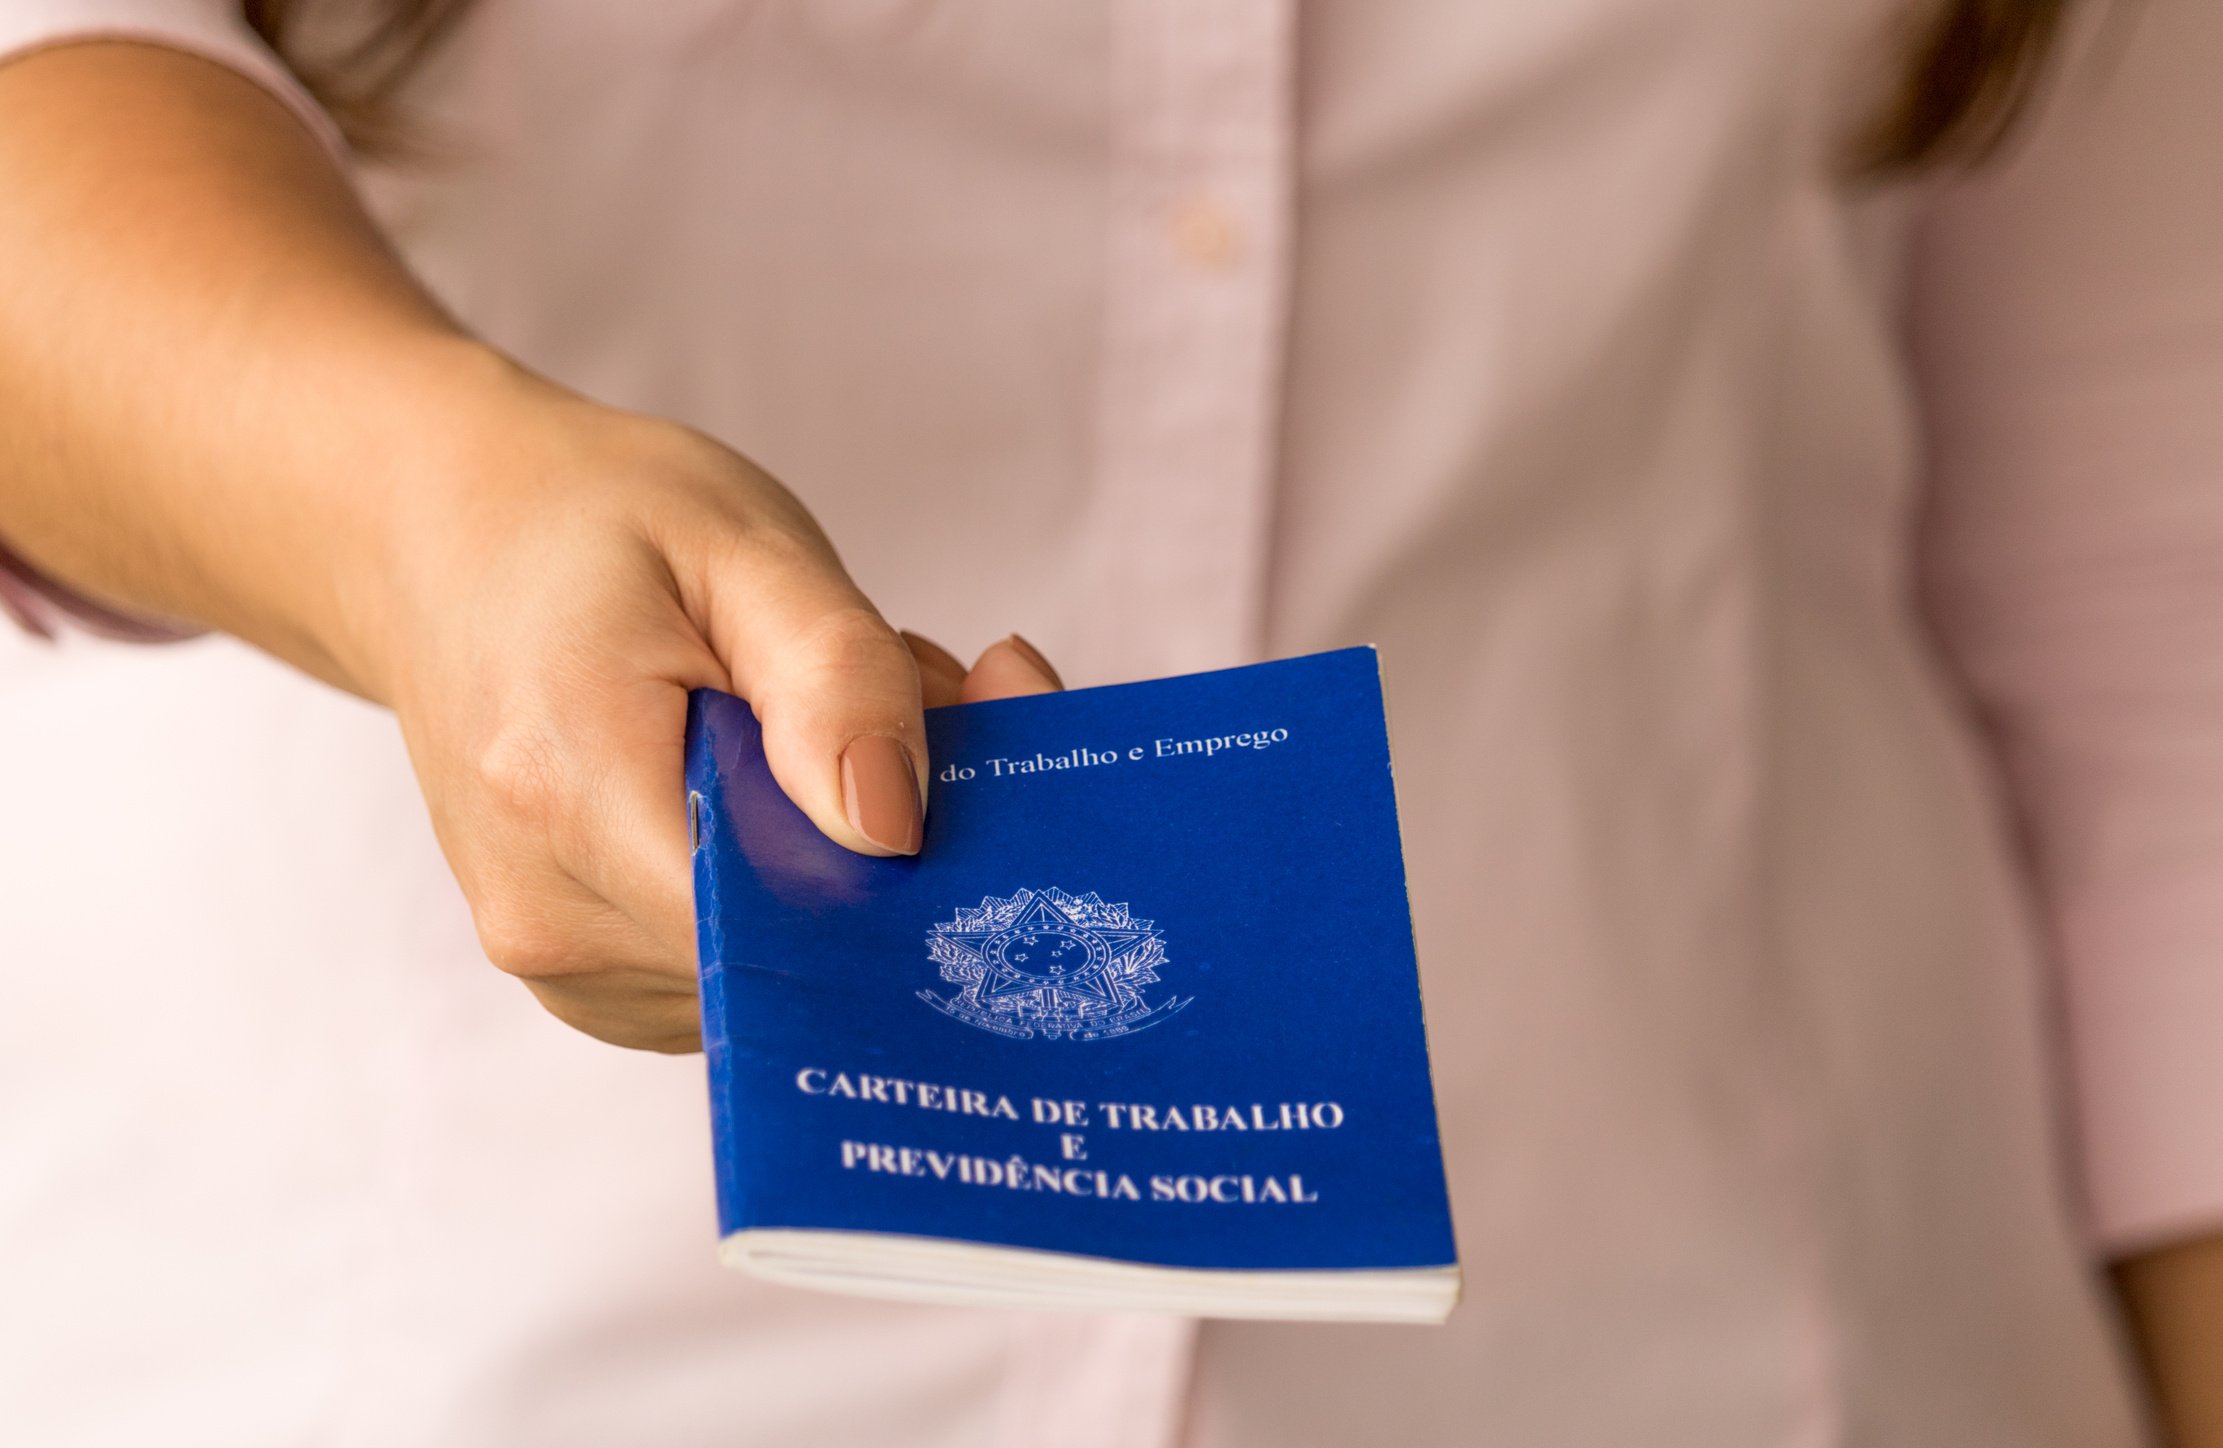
[0,40,2211,1435]
[2116,1241,2223,1445]
[0,43,1057,1054]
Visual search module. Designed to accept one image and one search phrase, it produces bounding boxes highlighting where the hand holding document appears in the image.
[687,649,1460,1322]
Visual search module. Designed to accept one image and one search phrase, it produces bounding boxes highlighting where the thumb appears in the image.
[693,531,926,858]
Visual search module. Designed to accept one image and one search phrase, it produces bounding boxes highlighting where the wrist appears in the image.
[298,334,563,704]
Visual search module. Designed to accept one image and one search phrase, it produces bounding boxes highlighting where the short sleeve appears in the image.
[0,0,344,159]
[1909,1,2223,1256]
[0,1,348,641]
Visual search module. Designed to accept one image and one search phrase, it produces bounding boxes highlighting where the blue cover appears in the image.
[687,648,1457,1274]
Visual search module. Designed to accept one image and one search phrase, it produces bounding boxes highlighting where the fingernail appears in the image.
[1003,633,1063,688]
[840,735,923,855]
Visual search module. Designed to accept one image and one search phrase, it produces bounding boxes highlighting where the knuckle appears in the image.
[793,606,907,684]
[697,517,839,608]
[471,722,569,827]
[475,905,577,981]
[734,507,836,566]
[523,979,701,1053]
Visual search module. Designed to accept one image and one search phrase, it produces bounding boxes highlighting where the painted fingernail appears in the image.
[1003,633,1064,688]
[840,735,922,855]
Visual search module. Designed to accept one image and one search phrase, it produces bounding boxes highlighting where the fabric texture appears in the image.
[2,1,2215,1444]
[1911,0,2223,1257]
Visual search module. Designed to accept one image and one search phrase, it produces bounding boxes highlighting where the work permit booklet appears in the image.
[685,647,1459,1323]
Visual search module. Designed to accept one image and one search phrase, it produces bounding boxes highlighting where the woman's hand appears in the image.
[351,379,1060,1052]
[0,45,1060,1053]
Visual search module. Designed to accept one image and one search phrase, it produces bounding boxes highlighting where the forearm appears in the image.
[0,41,514,694]
[0,39,1058,1056]
[2115,1236,2223,1446]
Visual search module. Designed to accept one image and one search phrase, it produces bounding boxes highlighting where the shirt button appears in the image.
[1171,199,1241,269]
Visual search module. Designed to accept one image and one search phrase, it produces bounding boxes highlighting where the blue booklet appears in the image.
[687,647,1459,1322]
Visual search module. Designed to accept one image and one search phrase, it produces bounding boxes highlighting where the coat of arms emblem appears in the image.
[921,888,1188,1041]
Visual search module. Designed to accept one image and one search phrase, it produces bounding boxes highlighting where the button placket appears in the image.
[1078,0,1296,684]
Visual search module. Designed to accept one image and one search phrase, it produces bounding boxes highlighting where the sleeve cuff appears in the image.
[0,0,349,166]
[0,535,200,643]
[2063,867,2223,1257]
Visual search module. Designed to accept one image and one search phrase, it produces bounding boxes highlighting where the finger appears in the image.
[523,973,702,1054]
[903,629,966,709]
[531,616,715,968]
[427,571,721,982]
[459,712,706,1053]
[961,633,1064,703]
[458,783,703,1052]
[678,511,927,857]
[458,678,704,985]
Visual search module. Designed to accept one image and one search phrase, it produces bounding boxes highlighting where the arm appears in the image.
[0,41,1053,1049]
[1907,1,2223,1437]
[2116,1240,2223,1443]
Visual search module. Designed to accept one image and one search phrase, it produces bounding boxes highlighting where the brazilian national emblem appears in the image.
[921,888,1188,1041]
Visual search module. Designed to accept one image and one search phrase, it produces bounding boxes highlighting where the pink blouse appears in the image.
[1,2,2217,1444]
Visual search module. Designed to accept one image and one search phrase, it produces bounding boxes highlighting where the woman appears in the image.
[0,1,2216,1442]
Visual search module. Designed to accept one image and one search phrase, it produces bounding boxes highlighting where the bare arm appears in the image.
[2116,1239,2223,1446]
[1904,0,2223,1425]
[0,43,1054,1048]
[0,42,467,686]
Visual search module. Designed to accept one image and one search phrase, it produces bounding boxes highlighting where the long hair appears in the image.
[244,0,2073,171]
[1856,0,2074,171]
